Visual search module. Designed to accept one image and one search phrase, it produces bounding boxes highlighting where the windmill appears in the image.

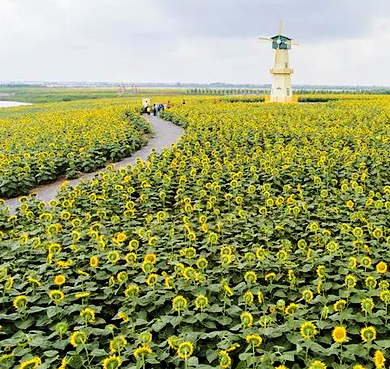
[259,21,299,102]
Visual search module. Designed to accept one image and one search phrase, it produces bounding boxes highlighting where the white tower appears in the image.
[259,21,299,103]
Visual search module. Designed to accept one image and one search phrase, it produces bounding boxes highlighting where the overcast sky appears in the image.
[1,0,390,86]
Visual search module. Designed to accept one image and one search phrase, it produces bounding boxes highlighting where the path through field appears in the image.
[4,115,184,213]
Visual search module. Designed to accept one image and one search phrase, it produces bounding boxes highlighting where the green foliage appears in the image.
[2,96,390,368]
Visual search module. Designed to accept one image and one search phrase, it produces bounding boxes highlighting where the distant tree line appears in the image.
[186,88,267,95]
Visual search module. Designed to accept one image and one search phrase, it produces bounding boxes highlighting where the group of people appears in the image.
[142,100,186,116]
[142,101,168,116]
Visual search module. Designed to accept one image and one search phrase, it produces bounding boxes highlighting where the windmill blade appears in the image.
[278,20,283,35]
[285,40,300,46]
[259,37,272,42]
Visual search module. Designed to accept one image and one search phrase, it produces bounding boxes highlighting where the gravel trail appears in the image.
[4,115,183,213]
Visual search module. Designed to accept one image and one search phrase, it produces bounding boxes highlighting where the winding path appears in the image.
[4,115,184,213]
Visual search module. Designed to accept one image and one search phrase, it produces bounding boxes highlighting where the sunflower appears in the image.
[102,355,122,369]
[332,326,347,344]
[107,250,121,264]
[124,284,139,298]
[18,357,42,369]
[80,308,95,323]
[316,265,326,279]
[145,273,158,287]
[243,290,254,305]
[240,311,254,328]
[244,271,257,284]
[361,256,372,269]
[109,336,127,352]
[118,311,129,322]
[302,289,314,303]
[373,228,383,239]
[365,276,377,289]
[196,257,208,270]
[139,331,152,345]
[13,295,28,310]
[219,350,232,369]
[54,275,66,286]
[90,256,99,268]
[74,292,90,299]
[183,267,197,280]
[167,335,179,350]
[308,361,327,369]
[345,274,357,289]
[300,321,318,340]
[125,252,137,265]
[376,261,388,274]
[361,298,375,313]
[117,271,128,284]
[333,299,347,312]
[374,350,386,368]
[360,326,377,342]
[49,290,65,303]
[246,334,262,347]
[265,272,276,281]
[172,295,188,313]
[194,295,209,311]
[144,253,156,264]
[177,341,194,360]
[285,303,299,315]
[70,331,87,347]
[114,232,127,244]
[380,290,390,304]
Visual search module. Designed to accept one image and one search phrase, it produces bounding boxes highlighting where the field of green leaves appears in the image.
[2,95,390,369]
[0,99,151,198]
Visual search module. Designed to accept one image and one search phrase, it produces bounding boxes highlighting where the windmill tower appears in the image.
[259,21,299,102]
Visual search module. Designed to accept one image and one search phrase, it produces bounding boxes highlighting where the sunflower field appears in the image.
[2,96,390,369]
[0,99,151,198]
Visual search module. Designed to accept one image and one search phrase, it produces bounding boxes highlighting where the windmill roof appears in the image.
[271,35,291,41]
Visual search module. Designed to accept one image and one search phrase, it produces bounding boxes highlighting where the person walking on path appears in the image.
[153,104,158,116]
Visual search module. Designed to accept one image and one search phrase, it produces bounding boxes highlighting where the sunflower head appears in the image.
[300,321,317,340]
[177,341,194,360]
[376,261,388,274]
[246,334,262,347]
[70,331,87,347]
[308,361,327,369]
[333,299,347,312]
[54,275,66,286]
[124,285,140,298]
[18,357,42,369]
[374,350,386,368]
[194,295,209,311]
[90,256,99,268]
[244,271,257,285]
[172,295,188,313]
[109,336,127,352]
[240,311,254,329]
[361,298,375,313]
[102,355,122,369]
[242,290,254,305]
[360,326,377,343]
[219,350,232,369]
[302,289,314,303]
[13,295,28,310]
[332,326,347,344]
[80,308,95,323]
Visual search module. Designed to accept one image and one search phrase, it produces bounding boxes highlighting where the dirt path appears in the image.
[4,115,184,213]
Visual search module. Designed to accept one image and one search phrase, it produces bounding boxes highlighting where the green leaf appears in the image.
[188,356,199,367]
[44,350,59,358]
[68,354,84,369]
[376,340,390,349]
